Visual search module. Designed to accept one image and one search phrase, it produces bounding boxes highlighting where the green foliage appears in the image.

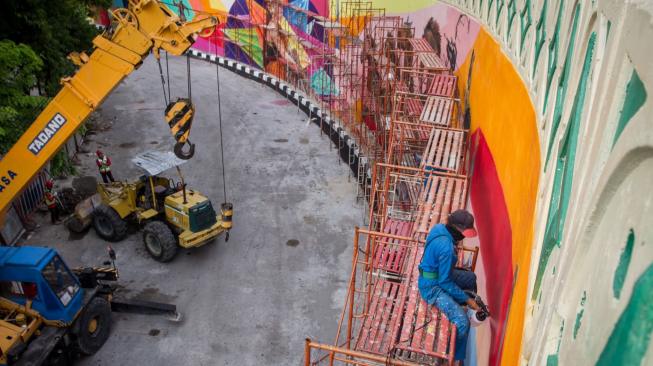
[50,149,77,178]
[1,0,110,153]
[77,122,89,137]
[0,0,110,96]
[0,40,47,153]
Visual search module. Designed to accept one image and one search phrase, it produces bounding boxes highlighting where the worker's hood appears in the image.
[425,223,453,246]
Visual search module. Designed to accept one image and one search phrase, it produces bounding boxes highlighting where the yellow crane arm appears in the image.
[0,0,218,221]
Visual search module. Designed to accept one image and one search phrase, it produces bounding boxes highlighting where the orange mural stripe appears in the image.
[456,29,541,365]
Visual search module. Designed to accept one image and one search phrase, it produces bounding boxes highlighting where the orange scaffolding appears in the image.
[306,3,480,364]
[185,1,485,363]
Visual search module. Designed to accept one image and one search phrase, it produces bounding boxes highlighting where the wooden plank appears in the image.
[451,178,465,212]
[442,130,453,170]
[429,74,457,97]
[430,75,440,96]
[419,97,433,123]
[407,99,423,117]
[431,176,446,229]
[440,177,455,223]
[365,281,391,352]
[435,129,446,167]
[422,176,439,236]
[432,98,444,126]
[419,96,454,126]
[425,129,439,168]
[396,246,420,356]
[385,222,399,272]
[435,311,452,355]
[371,283,400,353]
[355,280,384,351]
[443,98,453,125]
[373,236,384,270]
[408,38,434,52]
[386,284,404,354]
[399,283,417,343]
[423,304,436,357]
[448,131,461,171]
[393,221,412,273]
[411,295,427,351]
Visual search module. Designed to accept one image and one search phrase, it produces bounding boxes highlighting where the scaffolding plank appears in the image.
[435,311,452,355]
[367,281,391,352]
[356,280,385,350]
[428,74,457,98]
[395,247,457,364]
[411,280,427,351]
[448,130,462,171]
[408,38,434,52]
[413,174,467,240]
[355,280,405,355]
[419,96,453,127]
[417,52,447,70]
[372,219,414,274]
[406,98,424,117]
[371,282,399,353]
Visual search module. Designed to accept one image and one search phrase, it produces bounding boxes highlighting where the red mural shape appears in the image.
[470,130,514,365]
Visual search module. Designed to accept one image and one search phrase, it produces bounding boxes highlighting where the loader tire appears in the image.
[143,221,178,262]
[75,297,111,355]
[92,204,128,241]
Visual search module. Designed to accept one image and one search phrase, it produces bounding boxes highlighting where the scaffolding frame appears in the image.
[184,2,483,364]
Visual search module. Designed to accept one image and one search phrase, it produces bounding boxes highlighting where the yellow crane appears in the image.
[0,0,225,223]
[0,1,233,364]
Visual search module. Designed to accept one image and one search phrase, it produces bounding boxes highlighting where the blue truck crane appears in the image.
[0,246,177,365]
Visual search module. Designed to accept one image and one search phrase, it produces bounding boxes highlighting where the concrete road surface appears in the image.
[23,55,363,365]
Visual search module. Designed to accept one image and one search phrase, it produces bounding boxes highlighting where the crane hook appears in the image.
[174,140,195,160]
[165,98,196,160]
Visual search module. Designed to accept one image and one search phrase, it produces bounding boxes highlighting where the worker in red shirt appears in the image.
[96,150,115,183]
[44,180,60,224]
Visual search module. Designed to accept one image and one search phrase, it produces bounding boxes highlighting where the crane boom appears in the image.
[0,0,220,221]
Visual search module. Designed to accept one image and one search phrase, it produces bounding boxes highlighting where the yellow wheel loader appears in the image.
[70,151,232,262]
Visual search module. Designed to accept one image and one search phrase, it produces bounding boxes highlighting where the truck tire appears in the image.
[93,204,128,241]
[75,297,111,355]
[143,221,178,262]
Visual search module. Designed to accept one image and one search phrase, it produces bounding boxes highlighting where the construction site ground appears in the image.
[22,56,362,365]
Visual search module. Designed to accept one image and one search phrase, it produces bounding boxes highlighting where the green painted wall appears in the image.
[597,263,653,365]
[613,71,647,147]
[613,229,635,299]
[532,32,597,300]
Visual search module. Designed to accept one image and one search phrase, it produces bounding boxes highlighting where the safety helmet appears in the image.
[96,149,103,157]
[45,180,54,189]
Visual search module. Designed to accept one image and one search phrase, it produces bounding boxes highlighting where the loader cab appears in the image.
[137,175,176,211]
[131,150,217,232]
[0,247,83,323]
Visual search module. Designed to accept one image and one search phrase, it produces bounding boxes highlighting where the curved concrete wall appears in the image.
[436,1,652,365]
[177,0,652,364]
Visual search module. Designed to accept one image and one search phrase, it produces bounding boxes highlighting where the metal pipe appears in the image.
[306,340,424,366]
[347,227,359,350]
[376,162,467,179]
[356,228,414,242]
[333,235,359,351]
[304,338,311,366]
[149,177,158,211]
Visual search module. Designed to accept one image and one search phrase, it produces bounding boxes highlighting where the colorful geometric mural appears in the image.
[143,0,653,365]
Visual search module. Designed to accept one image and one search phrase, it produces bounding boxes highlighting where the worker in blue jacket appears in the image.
[418,209,480,363]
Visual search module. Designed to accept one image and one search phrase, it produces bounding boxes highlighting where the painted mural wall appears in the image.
[438,1,652,365]
[382,1,653,365]
[142,0,651,364]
